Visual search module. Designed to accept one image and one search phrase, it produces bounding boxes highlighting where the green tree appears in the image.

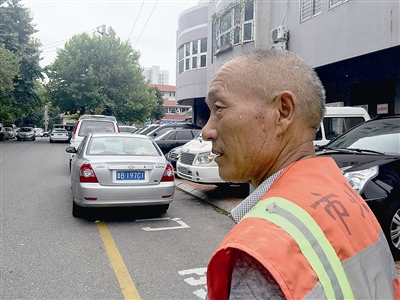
[148,86,165,121]
[46,28,161,124]
[0,0,43,122]
[0,44,19,121]
[19,83,50,127]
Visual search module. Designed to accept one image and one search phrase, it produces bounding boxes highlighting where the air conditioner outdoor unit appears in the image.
[270,25,288,43]
[270,42,287,51]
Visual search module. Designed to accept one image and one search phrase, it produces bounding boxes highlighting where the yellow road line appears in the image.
[96,221,141,300]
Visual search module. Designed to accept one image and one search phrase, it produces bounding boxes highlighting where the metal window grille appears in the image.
[212,0,254,55]
[300,0,322,22]
[329,0,348,9]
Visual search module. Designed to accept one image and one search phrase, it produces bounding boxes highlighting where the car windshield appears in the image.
[20,127,32,132]
[87,136,161,156]
[326,118,400,154]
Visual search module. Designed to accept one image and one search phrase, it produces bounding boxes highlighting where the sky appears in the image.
[21,0,201,86]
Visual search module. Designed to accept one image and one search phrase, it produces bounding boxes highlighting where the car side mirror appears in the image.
[65,146,77,154]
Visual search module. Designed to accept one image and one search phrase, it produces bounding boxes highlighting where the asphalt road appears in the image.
[0,137,235,300]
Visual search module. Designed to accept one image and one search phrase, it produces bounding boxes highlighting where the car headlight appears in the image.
[195,152,216,164]
[342,166,378,194]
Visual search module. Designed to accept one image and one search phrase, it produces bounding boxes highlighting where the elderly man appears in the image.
[202,49,399,299]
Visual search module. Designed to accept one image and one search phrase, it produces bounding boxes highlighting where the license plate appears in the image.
[57,134,62,136]
[116,171,145,180]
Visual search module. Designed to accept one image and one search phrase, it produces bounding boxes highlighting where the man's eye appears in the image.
[215,105,223,112]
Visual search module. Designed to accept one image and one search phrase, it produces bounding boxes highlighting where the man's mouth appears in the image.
[211,149,223,158]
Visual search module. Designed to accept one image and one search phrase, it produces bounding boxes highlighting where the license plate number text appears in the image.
[116,171,145,180]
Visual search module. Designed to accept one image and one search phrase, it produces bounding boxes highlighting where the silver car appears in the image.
[17,127,35,141]
[65,133,175,218]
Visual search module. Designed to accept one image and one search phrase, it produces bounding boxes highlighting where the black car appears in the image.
[145,123,201,139]
[154,128,201,155]
[315,115,400,259]
[166,146,182,169]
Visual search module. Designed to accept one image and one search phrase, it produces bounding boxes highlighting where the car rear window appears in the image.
[78,121,116,136]
[87,137,161,156]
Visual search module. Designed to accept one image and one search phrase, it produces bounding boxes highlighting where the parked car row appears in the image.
[62,116,206,219]
[0,125,46,141]
[162,112,400,260]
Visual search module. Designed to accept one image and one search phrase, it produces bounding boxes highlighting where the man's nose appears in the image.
[201,119,217,141]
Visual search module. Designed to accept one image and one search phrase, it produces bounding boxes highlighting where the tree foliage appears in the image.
[0,0,43,122]
[0,44,19,120]
[148,86,165,121]
[46,28,161,124]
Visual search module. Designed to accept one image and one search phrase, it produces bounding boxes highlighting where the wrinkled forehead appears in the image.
[206,60,243,104]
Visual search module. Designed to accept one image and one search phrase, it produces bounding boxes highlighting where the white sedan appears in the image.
[65,133,175,218]
[50,129,69,143]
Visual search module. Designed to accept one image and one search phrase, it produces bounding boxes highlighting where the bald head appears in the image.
[227,49,326,131]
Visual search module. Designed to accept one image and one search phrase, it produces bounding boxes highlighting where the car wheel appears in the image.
[157,204,169,213]
[72,201,84,218]
[383,199,400,260]
[32,137,35,141]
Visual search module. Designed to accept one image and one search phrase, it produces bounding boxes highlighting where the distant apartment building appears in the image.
[143,65,170,85]
[176,0,400,127]
[148,84,191,124]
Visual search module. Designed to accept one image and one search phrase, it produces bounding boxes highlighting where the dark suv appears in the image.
[144,123,201,139]
[315,115,400,259]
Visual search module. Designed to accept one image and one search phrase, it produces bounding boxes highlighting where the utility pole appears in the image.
[44,105,49,131]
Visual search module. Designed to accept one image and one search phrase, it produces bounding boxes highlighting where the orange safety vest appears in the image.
[207,157,400,299]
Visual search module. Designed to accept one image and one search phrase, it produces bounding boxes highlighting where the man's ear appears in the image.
[275,91,296,136]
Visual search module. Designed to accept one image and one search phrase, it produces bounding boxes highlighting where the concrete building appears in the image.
[148,84,191,124]
[176,0,400,127]
[143,65,170,85]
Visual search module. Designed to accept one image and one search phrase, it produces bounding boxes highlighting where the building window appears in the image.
[178,46,184,74]
[212,0,254,56]
[329,0,348,9]
[178,38,207,74]
[300,0,322,22]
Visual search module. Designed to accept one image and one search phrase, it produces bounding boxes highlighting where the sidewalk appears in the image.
[175,177,246,214]
[175,177,400,273]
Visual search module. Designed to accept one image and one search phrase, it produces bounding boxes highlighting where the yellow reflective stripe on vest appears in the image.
[243,197,354,300]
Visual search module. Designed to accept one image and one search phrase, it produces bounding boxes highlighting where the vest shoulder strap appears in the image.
[242,196,354,300]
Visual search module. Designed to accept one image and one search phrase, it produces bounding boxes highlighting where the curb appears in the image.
[175,181,236,214]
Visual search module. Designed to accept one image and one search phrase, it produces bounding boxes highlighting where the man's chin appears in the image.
[218,170,237,183]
